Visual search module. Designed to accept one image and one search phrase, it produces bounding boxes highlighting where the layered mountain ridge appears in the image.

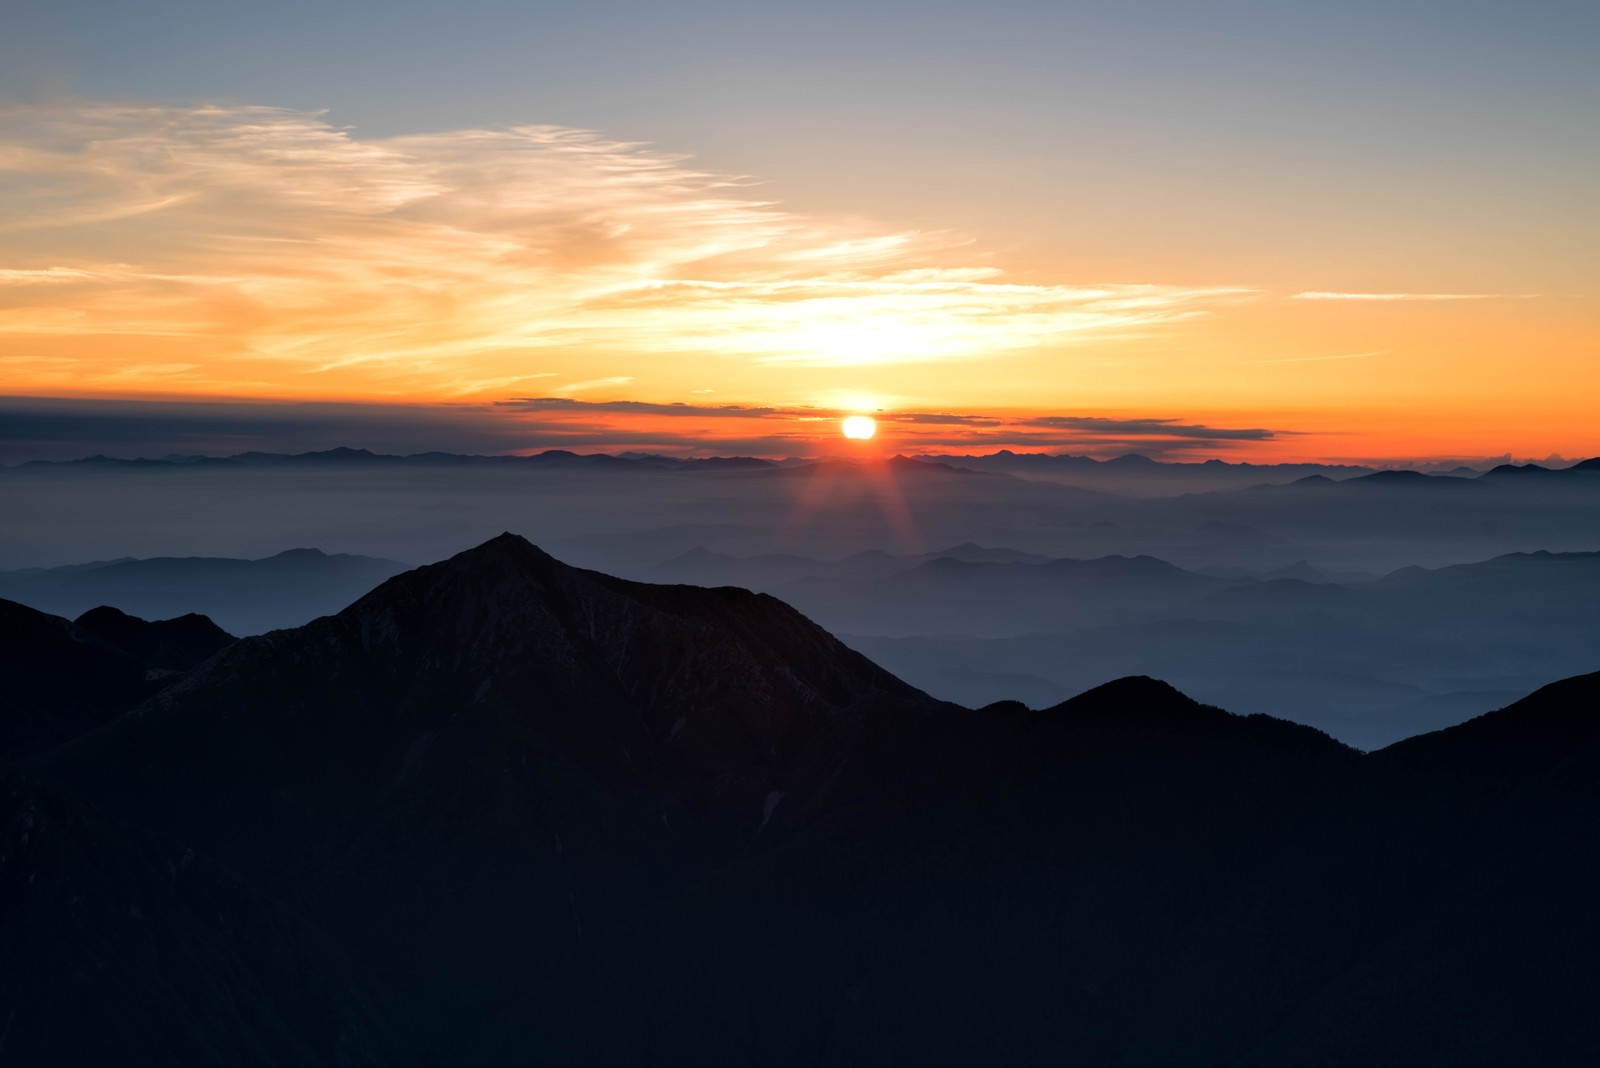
[1,533,1596,1064]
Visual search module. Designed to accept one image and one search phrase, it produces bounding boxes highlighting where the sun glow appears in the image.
[841,414,878,440]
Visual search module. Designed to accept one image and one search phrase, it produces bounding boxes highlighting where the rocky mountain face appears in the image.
[3,534,1597,1064]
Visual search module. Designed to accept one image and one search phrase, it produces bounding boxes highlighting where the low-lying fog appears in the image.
[4,451,1597,747]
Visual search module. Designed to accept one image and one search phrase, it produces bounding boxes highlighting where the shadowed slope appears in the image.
[0,774,413,1067]
[16,534,1600,1065]
[49,532,942,1050]
[520,676,1359,1064]
[1134,671,1600,1066]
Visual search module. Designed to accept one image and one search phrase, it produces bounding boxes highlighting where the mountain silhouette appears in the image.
[0,773,413,1067]
[5,535,1597,1064]
[44,533,942,1055]
[0,598,233,760]
[1479,457,1600,481]
[72,604,233,670]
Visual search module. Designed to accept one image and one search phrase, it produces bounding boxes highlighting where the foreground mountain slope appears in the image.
[525,673,1600,1066]
[0,774,413,1067]
[49,532,944,1048]
[1136,671,1600,1066]
[14,536,1598,1064]
[518,678,1361,1064]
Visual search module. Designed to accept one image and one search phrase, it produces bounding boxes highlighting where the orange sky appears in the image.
[2,103,1595,462]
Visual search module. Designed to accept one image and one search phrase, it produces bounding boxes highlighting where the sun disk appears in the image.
[842,414,877,440]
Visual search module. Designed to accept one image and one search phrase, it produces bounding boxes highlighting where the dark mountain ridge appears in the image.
[41,534,945,1053]
[3,535,1597,1064]
[0,598,234,761]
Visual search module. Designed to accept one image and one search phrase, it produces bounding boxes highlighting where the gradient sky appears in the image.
[2,0,1596,461]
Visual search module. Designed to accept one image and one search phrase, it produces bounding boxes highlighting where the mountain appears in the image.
[72,604,233,671]
[13,446,780,471]
[17,442,1600,579]
[1479,457,1600,481]
[643,542,1058,612]
[915,450,1379,496]
[45,533,942,1054]
[849,548,1600,747]
[1345,468,1480,488]
[645,545,838,588]
[766,552,1232,638]
[0,548,410,634]
[1139,671,1600,1065]
[0,598,233,761]
[0,773,412,1067]
[513,678,1355,1063]
[7,535,1599,1063]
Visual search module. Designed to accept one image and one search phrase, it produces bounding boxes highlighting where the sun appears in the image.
[841,414,877,440]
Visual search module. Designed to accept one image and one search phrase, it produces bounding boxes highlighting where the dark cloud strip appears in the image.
[1021,416,1275,441]
[498,398,795,418]
[497,397,1001,427]
[0,395,1283,464]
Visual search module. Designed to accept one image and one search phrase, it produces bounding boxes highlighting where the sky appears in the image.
[1,0,1596,462]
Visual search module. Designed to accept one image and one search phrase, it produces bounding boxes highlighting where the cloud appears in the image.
[497,397,1000,426]
[0,101,1250,396]
[552,376,635,395]
[1019,416,1274,441]
[880,412,1002,427]
[0,394,1283,464]
[500,398,793,418]
[0,268,98,286]
[1291,291,1532,302]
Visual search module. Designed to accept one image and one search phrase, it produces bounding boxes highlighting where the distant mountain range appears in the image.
[3,534,1598,1063]
[0,548,410,634]
[9,446,1599,579]
[8,445,781,471]
[841,547,1600,746]
[16,444,1597,493]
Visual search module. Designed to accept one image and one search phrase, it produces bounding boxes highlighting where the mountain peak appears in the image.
[474,530,543,555]
[419,531,562,575]
[100,532,934,854]
[1060,674,1195,709]
[1381,670,1600,757]
[72,604,234,671]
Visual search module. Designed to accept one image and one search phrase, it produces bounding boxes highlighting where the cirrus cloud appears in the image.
[1291,291,1534,302]
[0,101,1251,396]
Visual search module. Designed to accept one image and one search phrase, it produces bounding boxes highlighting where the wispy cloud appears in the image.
[0,102,1250,396]
[1291,291,1533,302]
[0,268,99,286]
[553,376,636,395]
